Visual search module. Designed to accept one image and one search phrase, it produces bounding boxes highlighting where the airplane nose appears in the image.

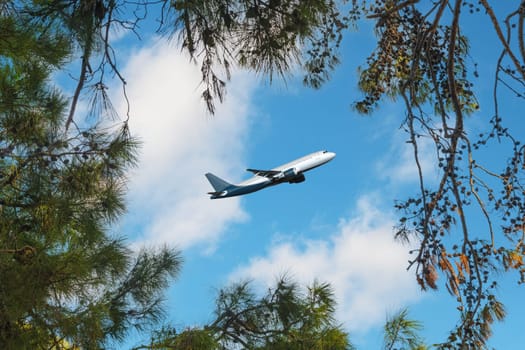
[327,152,336,160]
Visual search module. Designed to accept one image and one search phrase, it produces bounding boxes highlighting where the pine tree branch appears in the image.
[65,54,89,132]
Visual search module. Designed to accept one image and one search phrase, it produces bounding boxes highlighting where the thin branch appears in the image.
[519,1,525,66]
[447,0,464,139]
[65,55,89,132]
[479,0,525,80]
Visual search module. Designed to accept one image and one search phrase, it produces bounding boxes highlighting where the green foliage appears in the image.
[169,0,348,112]
[137,327,219,350]
[0,5,182,349]
[139,277,354,350]
[352,3,478,116]
[384,309,427,350]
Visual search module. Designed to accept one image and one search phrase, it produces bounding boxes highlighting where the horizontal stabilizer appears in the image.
[208,190,227,196]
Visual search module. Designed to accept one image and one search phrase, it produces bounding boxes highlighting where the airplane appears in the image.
[205,150,336,199]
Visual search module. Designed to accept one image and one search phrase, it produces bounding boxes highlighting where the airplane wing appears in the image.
[246,168,281,178]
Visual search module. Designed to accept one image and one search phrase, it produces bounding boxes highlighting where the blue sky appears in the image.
[91,6,525,349]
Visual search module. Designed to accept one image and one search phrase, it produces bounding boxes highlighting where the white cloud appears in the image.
[117,40,257,251]
[375,131,439,185]
[230,195,423,333]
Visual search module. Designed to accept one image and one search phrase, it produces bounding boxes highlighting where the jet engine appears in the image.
[282,167,298,179]
[288,173,305,183]
[274,167,305,183]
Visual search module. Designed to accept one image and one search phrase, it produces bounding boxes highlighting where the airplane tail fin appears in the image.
[205,173,232,192]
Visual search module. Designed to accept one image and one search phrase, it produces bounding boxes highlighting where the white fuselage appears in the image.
[238,150,336,186]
